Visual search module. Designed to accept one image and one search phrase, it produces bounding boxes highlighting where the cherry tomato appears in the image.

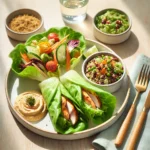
[48,33,59,42]
[46,60,57,72]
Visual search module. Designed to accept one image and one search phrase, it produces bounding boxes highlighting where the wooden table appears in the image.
[1,0,150,149]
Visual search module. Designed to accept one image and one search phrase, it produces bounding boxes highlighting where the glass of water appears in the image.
[59,0,89,24]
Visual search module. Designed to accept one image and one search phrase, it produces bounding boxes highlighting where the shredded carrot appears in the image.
[101,68,106,75]
[20,53,30,62]
[39,34,69,54]
[102,59,107,65]
[51,34,69,50]
[111,60,116,67]
[66,47,71,71]
[53,50,58,64]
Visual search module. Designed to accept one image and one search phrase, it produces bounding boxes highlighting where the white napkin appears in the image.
[92,54,150,150]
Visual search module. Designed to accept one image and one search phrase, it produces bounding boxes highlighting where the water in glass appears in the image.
[60,0,89,23]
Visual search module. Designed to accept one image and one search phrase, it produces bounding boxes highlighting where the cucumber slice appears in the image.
[40,53,53,63]
[26,46,40,56]
[27,52,41,60]
[39,37,48,42]
[83,45,98,59]
[56,44,66,64]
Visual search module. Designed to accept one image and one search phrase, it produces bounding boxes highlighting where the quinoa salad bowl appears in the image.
[82,51,126,93]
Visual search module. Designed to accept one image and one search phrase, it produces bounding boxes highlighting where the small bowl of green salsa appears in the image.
[93,8,132,44]
[82,51,126,93]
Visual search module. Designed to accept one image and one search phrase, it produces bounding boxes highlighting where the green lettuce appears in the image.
[39,77,87,134]
[26,26,86,69]
[9,27,86,81]
[9,44,48,81]
[60,70,116,124]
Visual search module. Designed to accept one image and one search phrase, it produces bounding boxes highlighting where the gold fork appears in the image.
[115,64,150,147]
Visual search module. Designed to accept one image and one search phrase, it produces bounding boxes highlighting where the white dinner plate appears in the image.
[5,39,130,140]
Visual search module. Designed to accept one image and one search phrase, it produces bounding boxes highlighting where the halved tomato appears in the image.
[48,33,59,42]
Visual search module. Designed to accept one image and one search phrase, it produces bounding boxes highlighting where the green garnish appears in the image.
[26,97,35,106]
[87,66,96,72]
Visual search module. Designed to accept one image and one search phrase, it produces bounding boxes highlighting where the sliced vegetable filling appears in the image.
[85,54,124,84]
[9,27,86,81]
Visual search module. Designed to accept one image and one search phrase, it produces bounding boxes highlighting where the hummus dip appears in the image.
[14,91,47,122]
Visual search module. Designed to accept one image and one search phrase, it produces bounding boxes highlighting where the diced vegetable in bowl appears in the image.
[82,51,126,93]
[93,8,132,44]
[95,9,129,34]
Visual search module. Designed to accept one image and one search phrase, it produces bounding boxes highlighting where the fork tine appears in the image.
[136,64,145,84]
[139,64,150,86]
[143,65,150,86]
[135,64,150,86]
[140,64,147,85]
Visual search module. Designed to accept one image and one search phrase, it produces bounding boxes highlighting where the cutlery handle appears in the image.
[126,110,147,150]
[115,104,136,147]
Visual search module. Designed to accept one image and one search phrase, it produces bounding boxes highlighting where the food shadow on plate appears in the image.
[112,73,130,114]
[16,77,40,94]
[6,70,41,107]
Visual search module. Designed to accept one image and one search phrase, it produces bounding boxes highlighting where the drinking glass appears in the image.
[59,0,89,24]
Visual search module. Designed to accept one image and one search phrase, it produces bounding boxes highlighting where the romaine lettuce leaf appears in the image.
[39,77,59,107]
[9,27,86,81]
[60,70,116,124]
[26,26,86,69]
[39,77,87,134]
[9,44,48,81]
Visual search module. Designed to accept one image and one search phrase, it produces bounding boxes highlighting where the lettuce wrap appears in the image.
[9,27,86,81]
[60,70,116,124]
[39,77,87,134]
[9,44,48,81]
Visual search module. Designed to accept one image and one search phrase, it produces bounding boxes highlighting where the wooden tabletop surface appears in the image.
[1,0,150,150]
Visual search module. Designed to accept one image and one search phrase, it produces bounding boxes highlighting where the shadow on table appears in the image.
[13,116,95,150]
[63,14,95,39]
[8,36,24,47]
[106,32,139,59]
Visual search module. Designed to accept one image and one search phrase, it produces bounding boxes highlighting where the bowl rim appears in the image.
[82,51,126,87]
[5,8,44,35]
[93,8,132,36]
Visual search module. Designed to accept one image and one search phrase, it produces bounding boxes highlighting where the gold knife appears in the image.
[126,91,150,150]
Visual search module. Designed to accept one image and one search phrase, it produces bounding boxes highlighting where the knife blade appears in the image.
[126,91,150,150]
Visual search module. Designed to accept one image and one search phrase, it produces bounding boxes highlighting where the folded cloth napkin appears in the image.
[92,54,150,150]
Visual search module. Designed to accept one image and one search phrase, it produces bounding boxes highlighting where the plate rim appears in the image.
[5,39,131,140]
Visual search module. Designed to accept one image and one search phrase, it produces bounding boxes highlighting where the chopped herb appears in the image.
[27,96,35,106]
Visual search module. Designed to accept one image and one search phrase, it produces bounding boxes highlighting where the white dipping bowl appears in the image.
[82,51,126,93]
[93,8,132,44]
[5,8,45,41]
